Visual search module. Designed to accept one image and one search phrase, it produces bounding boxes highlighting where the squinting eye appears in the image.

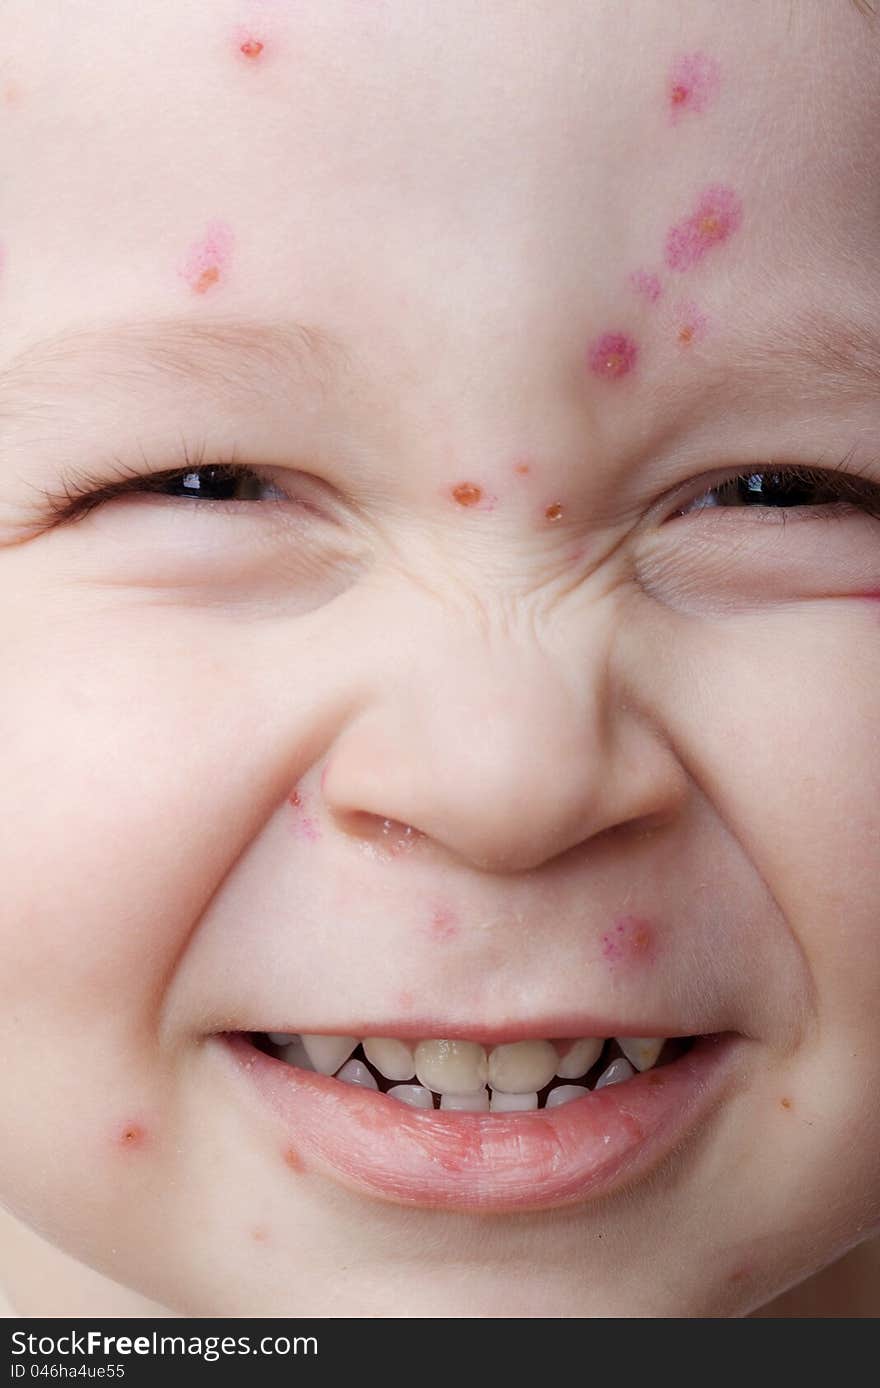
[39,459,294,527]
[672,464,880,523]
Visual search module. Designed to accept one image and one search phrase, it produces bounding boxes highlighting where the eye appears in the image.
[670,463,880,525]
[38,455,301,528]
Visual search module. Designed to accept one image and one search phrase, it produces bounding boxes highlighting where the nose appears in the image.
[322,622,687,874]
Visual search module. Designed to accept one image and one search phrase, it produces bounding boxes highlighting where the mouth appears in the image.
[218,1025,744,1212]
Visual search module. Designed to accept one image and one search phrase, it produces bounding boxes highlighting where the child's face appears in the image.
[2,0,879,1318]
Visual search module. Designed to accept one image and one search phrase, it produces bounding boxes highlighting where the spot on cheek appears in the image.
[667,52,721,123]
[675,301,709,348]
[251,1225,270,1243]
[601,915,657,966]
[664,185,743,272]
[513,461,532,477]
[114,1121,148,1151]
[178,219,235,295]
[283,1145,304,1173]
[628,269,663,304]
[779,1096,793,1110]
[587,332,639,381]
[425,906,460,943]
[728,1265,752,1283]
[544,501,564,522]
[452,482,483,507]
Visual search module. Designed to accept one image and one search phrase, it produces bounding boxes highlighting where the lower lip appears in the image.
[220,1032,743,1213]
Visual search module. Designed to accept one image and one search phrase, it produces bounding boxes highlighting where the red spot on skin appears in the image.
[178,220,234,295]
[780,1097,793,1110]
[397,990,415,1011]
[601,915,657,965]
[320,765,329,792]
[115,1122,147,1150]
[664,185,743,272]
[2,82,21,108]
[240,39,265,59]
[287,788,321,841]
[452,482,483,507]
[426,905,460,943]
[667,52,721,124]
[283,1146,304,1172]
[628,269,663,304]
[545,501,564,522]
[251,1226,270,1243]
[728,1265,752,1283]
[514,462,531,477]
[587,332,638,381]
[674,300,709,348]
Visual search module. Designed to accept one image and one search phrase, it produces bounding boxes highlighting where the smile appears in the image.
[219,1026,744,1212]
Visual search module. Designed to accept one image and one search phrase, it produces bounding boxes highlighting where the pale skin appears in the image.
[1,0,880,1319]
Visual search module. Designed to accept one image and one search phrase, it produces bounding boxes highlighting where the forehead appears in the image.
[0,0,879,468]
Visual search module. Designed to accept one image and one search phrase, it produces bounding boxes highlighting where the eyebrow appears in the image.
[0,314,357,438]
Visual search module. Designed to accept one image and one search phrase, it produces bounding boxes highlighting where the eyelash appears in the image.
[36,450,880,528]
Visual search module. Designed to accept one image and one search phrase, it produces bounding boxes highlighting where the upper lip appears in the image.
[237,1016,708,1042]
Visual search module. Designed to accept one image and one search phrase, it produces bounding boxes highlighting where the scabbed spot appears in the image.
[545,502,564,522]
[780,1096,793,1110]
[115,1122,148,1150]
[667,52,721,123]
[674,300,709,348]
[664,185,742,272]
[178,220,235,295]
[601,915,657,965]
[452,482,483,507]
[587,332,638,381]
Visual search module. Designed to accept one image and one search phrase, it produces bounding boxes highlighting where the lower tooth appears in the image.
[440,1091,489,1112]
[489,1090,538,1112]
[545,1084,587,1108]
[387,1084,434,1109]
[594,1057,636,1089]
[335,1058,379,1090]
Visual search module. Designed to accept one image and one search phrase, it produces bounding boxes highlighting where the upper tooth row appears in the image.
[267,1032,666,1093]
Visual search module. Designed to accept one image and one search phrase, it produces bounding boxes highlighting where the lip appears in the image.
[219,1031,744,1213]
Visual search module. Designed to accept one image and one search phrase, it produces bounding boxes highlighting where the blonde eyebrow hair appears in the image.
[0,315,357,439]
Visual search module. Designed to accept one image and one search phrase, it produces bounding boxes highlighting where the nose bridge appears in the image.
[324,603,682,874]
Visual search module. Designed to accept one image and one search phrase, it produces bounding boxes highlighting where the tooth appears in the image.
[335,1058,378,1090]
[555,1038,603,1080]
[594,1057,636,1089]
[615,1037,665,1072]
[414,1040,488,1095]
[268,1032,297,1046]
[363,1037,416,1082]
[545,1084,587,1108]
[277,1036,315,1071]
[300,1034,359,1075]
[440,1090,490,1112]
[490,1090,538,1112]
[487,1040,557,1093]
[387,1084,434,1109]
